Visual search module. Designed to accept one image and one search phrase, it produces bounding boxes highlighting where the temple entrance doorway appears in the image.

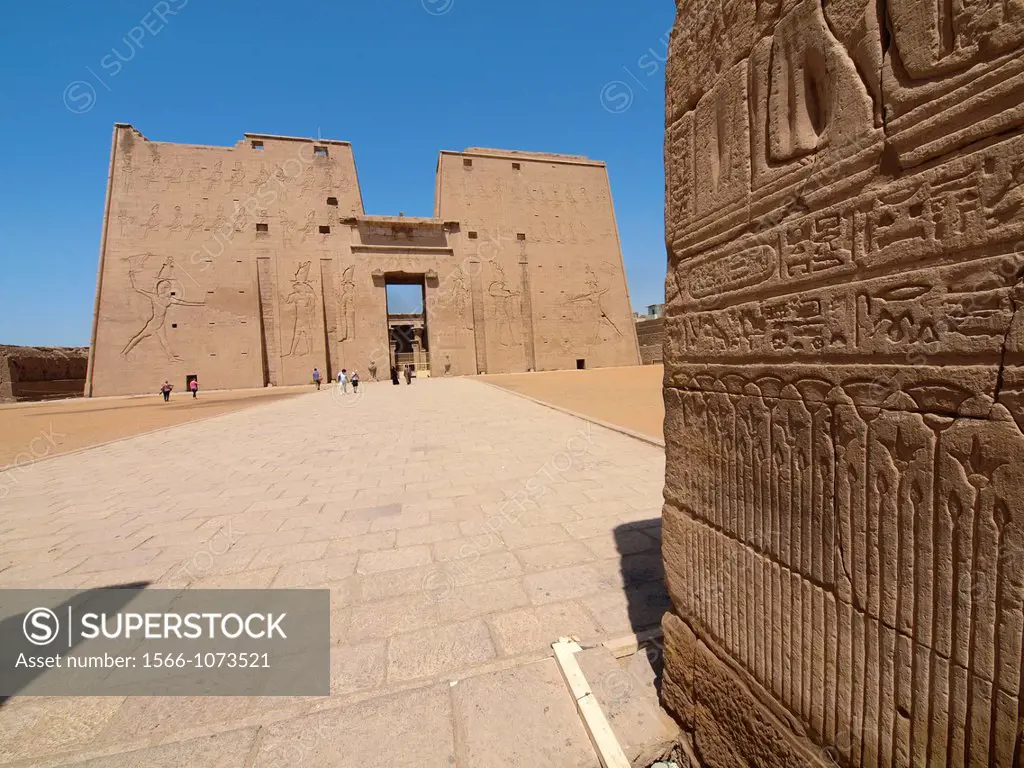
[385,277,430,377]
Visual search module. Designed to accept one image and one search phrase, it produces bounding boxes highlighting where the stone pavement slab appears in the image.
[0,378,666,765]
[576,646,679,762]
[452,657,598,768]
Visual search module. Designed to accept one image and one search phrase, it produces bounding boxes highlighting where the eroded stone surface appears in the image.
[662,0,1024,763]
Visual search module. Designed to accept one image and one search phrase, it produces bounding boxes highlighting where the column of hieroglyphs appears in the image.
[660,0,1024,764]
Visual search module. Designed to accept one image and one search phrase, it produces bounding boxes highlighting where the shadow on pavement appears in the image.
[614,518,669,695]
[0,581,151,706]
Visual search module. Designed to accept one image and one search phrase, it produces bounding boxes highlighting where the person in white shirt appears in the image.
[338,368,348,393]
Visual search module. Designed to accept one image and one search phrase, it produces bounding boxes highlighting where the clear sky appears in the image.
[0,0,673,346]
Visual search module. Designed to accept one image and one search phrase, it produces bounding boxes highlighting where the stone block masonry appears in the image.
[660,0,1024,764]
[86,126,641,396]
[0,345,88,402]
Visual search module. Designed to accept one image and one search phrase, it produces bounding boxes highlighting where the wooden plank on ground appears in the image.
[552,637,632,768]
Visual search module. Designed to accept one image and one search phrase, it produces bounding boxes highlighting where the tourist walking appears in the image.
[189,378,199,399]
[391,365,400,386]
[312,367,322,390]
[160,380,173,402]
[404,365,412,385]
[338,368,348,393]
[351,370,360,393]
[368,361,378,381]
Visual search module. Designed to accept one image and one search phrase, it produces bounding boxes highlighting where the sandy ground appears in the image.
[0,386,308,468]
[480,365,664,441]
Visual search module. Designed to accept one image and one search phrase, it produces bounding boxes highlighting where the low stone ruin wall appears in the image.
[636,318,665,365]
[0,346,88,402]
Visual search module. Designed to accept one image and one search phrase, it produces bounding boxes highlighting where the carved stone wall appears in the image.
[661,0,1024,765]
[436,148,641,373]
[88,128,640,395]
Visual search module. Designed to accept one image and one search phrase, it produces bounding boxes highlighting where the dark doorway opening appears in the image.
[576,359,586,370]
[385,277,429,377]
[185,374,198,389]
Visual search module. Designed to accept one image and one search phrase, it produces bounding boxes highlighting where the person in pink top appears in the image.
[189,378,199,399]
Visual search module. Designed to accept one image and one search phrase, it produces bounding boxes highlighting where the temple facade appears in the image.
[86,124,640,396]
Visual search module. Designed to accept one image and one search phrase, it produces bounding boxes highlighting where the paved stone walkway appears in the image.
[0,378,668,766]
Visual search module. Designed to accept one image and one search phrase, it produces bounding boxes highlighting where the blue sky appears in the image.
[0,0,673,345]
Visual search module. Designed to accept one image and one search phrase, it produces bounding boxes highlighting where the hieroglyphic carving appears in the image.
[889,0,1024,78]
[487,262,520,348]
[664,371,1024,767]
[250,163,270,194]
[300,210,316,241]
[281,215,295,248]
[164,160,183,191]
[338,265,356,342]
[209,205,228,238]
[662,0,1024,763]
[568,266,623,347]
[185,209,205,241]
[447,266,474,331]
[166,205,183,236]
[693,60,750,219]
[273,164,290,204]
[282,261,316,357]
[675,134,1024,314]
[228,162,245,191]
[141,151,161,187]
[232,202,249,234]
[120,153,135,193]
[299,166,315,195]
[120,254,204,361]
[186,161,201,186]
[117,207,135,237]
[676,253,1024,360]
[142,204,161,239]
[206,161,223,191]
[883,0,1024,166]
[687,244,777,300]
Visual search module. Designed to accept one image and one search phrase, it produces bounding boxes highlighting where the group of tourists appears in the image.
[390,365,414,385]
[157,364,412,401]
[335,368,360,393]
[312,365,414,390]
[159,377,199,402]
[311,367,360,393]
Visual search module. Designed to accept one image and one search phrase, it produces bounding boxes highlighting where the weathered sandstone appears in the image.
[661,0,1024,763]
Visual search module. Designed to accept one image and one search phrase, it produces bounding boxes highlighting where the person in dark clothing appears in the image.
[391,365,400,386]
[351,371,360,393]
[160,381,173,402]
[404,365,412,385]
